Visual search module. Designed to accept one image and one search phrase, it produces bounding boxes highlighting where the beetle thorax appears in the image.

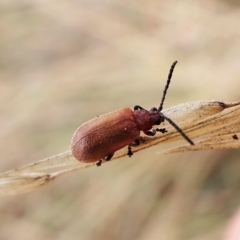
[133,109,165,131]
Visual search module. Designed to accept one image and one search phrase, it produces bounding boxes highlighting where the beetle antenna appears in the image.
[163,115,194,145]
[158,61,178,112]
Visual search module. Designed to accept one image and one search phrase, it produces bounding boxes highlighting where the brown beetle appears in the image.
[71,61,194,166]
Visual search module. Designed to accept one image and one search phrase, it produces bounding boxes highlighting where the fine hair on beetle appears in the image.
[70,61,194,167]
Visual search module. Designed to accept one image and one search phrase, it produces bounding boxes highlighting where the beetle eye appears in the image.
[155,119,161,125]
[150,107,158,111]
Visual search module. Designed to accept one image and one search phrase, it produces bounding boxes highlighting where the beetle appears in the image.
[71,61,194,166]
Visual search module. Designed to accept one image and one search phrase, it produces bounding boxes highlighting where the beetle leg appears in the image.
[96,160,102,167]
[128,139,140,157]
[144,129,156,136]
[134,105,144,111]
[105,153,114,162]
[130,139,140,147]
[96,153,114,167]
[127,146,133,157]
[156,128,167,134]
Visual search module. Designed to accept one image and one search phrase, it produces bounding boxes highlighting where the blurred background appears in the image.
[1,0,240,239]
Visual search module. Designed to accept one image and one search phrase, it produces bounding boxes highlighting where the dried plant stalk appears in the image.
[0,100,240,195]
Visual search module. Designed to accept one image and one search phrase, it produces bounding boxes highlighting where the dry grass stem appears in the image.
[1,100,240,195]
